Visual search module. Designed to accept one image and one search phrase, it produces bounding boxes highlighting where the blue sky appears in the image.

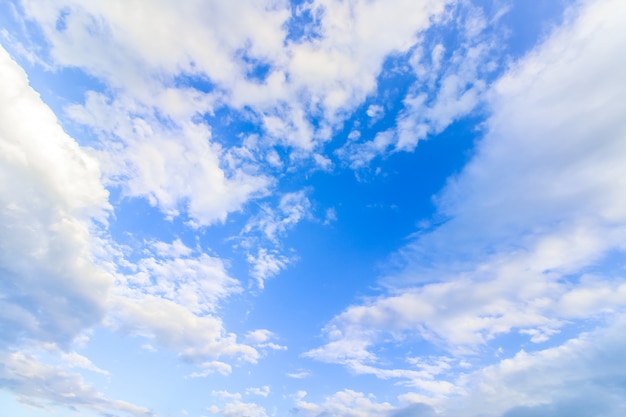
[1,0,626,416]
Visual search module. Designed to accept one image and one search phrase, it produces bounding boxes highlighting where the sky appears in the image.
[1,0,626,416]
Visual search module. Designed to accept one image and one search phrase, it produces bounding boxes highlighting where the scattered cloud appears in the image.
[67,91,272,226]
[308,0,626,396]
[2,0,624,416]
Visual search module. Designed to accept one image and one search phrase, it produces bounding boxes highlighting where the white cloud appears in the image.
[208,399,268,417]
[245,329,275,344]
[19,0,453,159]
[286,369,312,379]
[0,44,112,348]
[0,43,279,386]
[110,294,259,364]
[339,129,395,169]
[124,240,242,314]
[104,237,260,367]
[0,351,152,417]
[302,317,626,417]
[67,91,272,226]
[296,389,394,417]
[246,248,292,288]
[245,329,287,351]
[308,0,626,391]
[246,386,270,398]
[190,361,233,378]
[339,1,502,166]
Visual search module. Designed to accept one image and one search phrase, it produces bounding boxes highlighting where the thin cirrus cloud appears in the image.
[1,0,625,416]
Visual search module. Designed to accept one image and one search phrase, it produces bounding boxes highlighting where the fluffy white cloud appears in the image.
[245,329,287,352]
[308,0,626,392]
[246,386,270,398]
[18,0,454,157]
[0,44,112,348]
[110,293,259,364]
[123,239,242,314]
[190,361,233,378]
[67,92,271,226]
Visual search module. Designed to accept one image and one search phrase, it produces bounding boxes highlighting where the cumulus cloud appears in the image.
[18,0,454,159]
[243,190,312,243]
[0,44,112,348]
[308,0,626,398]
[240,190,311,285]
[245,329,287,352]
[286,369,312,379]
[66,91,271,226]
[60,351,110,376]
[100,237,263,366]
[110,293,259,364]
[246,248,292,288]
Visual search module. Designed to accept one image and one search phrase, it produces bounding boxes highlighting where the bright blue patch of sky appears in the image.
[502,0,569,59]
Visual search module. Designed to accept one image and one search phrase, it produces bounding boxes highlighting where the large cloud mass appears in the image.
[0,45,112,348]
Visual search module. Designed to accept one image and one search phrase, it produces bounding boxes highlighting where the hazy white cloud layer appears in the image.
[1,0,625,416]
